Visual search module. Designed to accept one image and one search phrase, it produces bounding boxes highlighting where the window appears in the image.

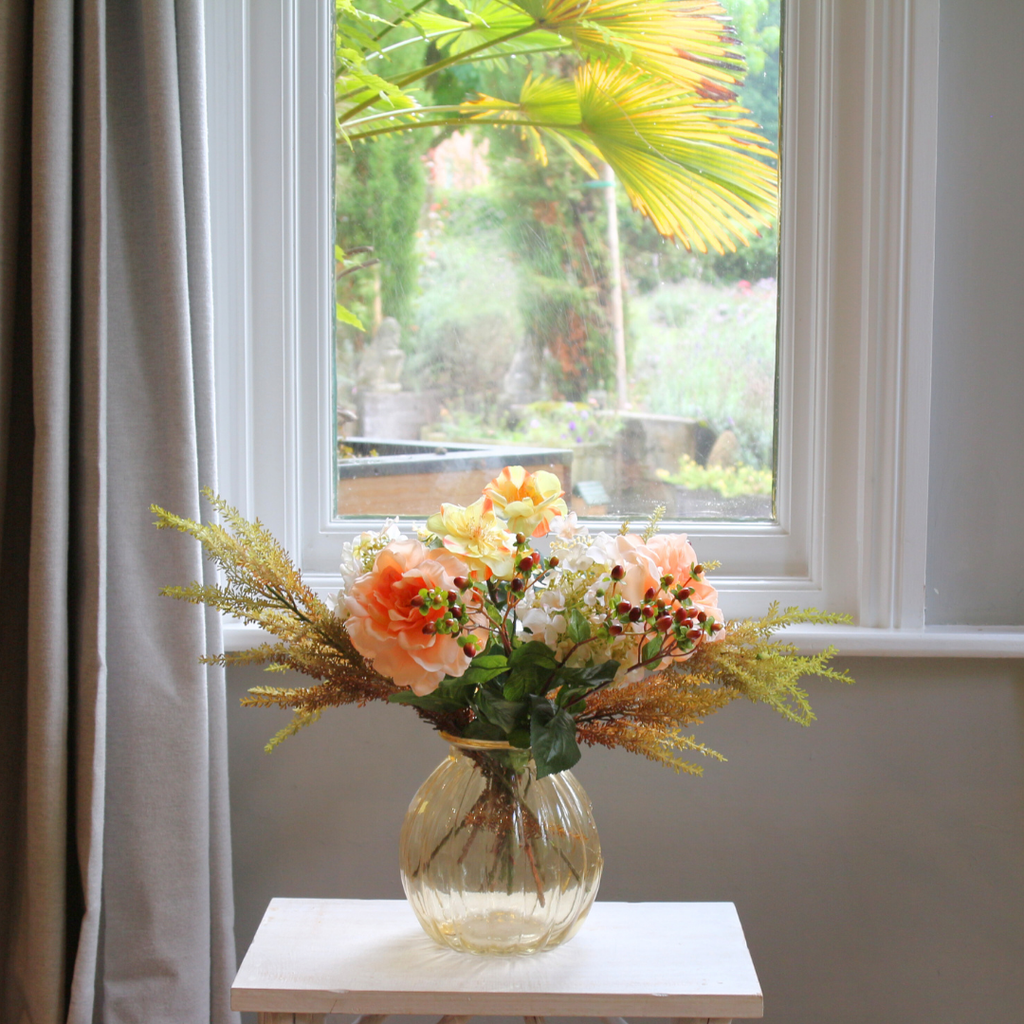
[206,0,940,636]
[332,1,781,526]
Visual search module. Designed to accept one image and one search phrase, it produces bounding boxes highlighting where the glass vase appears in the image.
[399,734,603,955]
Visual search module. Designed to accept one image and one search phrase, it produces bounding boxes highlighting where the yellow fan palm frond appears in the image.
[516,0,746,91]
[463,61,777,251]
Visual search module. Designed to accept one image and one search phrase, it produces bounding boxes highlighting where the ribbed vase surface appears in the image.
[400,737,602,955]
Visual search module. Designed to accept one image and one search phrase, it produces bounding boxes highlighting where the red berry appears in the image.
[610,565,625,581]
[511,577,525,593]
[531,550,542,565]
[463,643,478,658]
[628,607,643,622]
[453,576,469,590]
[656,615,674,632]
[644,587,657,602]
[687,628,702,640]
[548,555,559,568]
[616,600,632,615]
[519,557,534,573]
[697,610,707,623]
[608,622,624,636]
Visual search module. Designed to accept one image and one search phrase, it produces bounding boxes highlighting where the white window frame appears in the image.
[204,0,1023,655]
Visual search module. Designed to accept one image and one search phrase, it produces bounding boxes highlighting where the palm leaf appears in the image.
[509,0,746,89]
[462,62,776,250]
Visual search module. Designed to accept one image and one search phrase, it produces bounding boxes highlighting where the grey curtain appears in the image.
[0,2,237,1022]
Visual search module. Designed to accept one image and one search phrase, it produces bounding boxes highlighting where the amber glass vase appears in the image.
[399,734,603,955]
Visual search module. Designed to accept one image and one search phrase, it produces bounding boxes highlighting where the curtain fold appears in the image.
[0,2,237,1022]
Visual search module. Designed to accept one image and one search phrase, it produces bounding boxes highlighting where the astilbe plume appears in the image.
[576,603,852,773]
[152,489,406,750]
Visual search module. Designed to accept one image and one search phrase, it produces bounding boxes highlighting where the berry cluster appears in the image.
[601,566,721,663]
[411,585,479,656]
[412,534,563,661]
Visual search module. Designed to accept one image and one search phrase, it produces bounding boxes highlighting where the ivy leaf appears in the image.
[529,697,581,779]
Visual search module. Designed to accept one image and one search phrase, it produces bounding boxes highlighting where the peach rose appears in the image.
[646,533,724,629]
[425,498,517,579]
[343,539,480,693]
[482,466,568,538]
[595,533,664,608]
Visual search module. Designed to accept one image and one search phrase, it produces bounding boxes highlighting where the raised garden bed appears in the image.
[337,438,573,517]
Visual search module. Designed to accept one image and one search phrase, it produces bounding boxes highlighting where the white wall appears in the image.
[227,2,1024,1021]
[228,657,1024,1024]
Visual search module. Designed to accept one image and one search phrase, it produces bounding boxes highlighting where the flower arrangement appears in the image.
[153,465,850,781]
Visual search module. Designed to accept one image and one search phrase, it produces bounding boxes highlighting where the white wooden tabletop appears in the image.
[231,899,763,1019]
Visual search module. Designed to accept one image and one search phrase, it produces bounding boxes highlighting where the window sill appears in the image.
[220,620,1024,658]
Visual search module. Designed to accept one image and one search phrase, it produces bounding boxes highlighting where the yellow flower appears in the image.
[426,498,517,579]
[482,465,568,538]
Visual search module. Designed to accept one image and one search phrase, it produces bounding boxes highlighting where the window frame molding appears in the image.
[205,0,1024,654]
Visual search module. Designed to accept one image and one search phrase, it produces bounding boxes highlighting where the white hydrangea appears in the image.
[518,587,568,649]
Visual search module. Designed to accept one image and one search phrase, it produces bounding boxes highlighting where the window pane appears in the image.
[334,0,781,521]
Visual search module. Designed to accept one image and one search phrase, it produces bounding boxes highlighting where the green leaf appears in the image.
[387,690,466,713]
[471,654,508,669]
[566,607,591,644]
[529,697,581,779]
[503,675,529,702]
[476,683,526,735]
[510,640,558,671]
[458,663,508,687]
[336,303,365,331]
[575,660,620,686]
[507,726,531,749]
[642,633,664,666]
[555,684,587,708]
[435,675,476,704]
[463,718,507,742]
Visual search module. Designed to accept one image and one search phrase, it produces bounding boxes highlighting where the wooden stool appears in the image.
[231,899,763,1024]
